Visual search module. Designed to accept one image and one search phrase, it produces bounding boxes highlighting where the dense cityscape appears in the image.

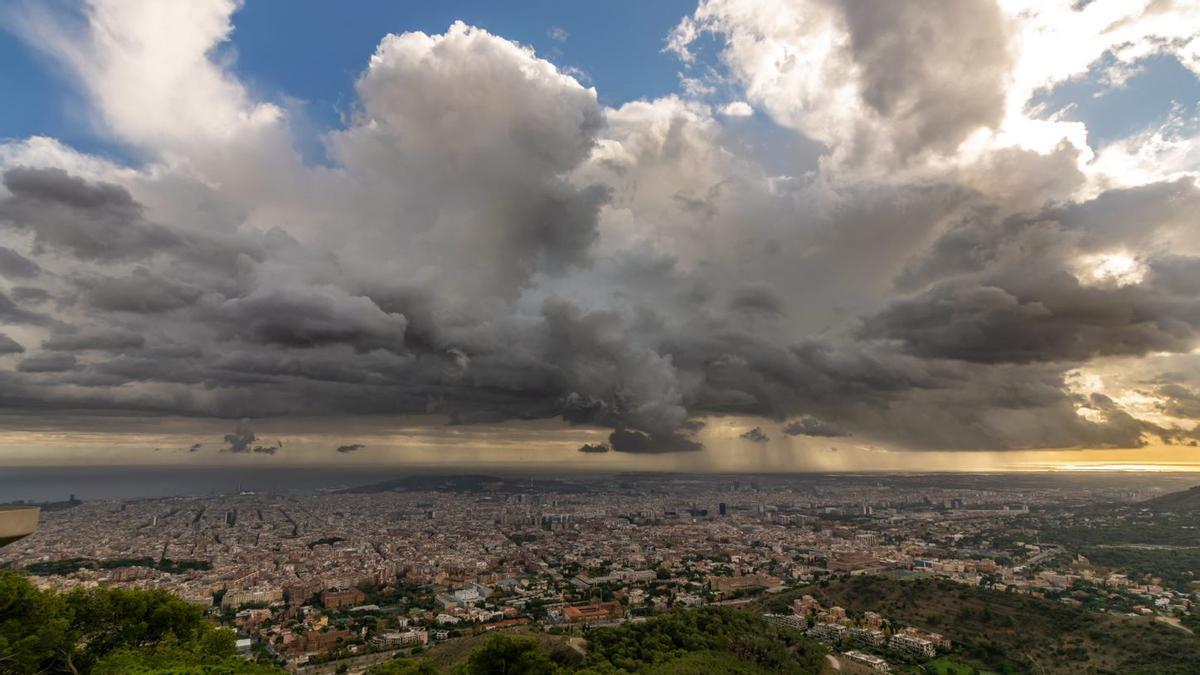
[4,472,1199,673]
[4,0,1200,672]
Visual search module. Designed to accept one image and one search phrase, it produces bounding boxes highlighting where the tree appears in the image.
[0,571,71,674]
[462,634,555,675]
[0,571,282,674]
[92,638,280,675]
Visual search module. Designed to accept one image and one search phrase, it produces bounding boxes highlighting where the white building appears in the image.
[844,650,890,672]
[889,633,936,658]
[808,622,848,643]
[371,629,428,649]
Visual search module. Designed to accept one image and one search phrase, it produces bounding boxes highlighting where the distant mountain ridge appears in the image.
[1141,484,1200,512]
[339,474,578,494]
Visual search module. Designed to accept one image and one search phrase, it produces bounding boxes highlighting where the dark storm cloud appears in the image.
[0,291,54,326]
[836,0,1012,160]
[740,426,769,443]
[896,180,1200,291]
[17,352,76,372]
[43,327,145,352]
[222,420,257,452]
[0,246,40,279]
[335,443,365,453]
[560,394,620,429]
[0,164,1189,454]
[1153,382,1200,420]
[221,420,283,454]
[782,416,850,438]
[2,15,1198,459]
[0,333,25,354]
[448,408,531,425]
[729,284,785,317]
[1146,255,1200,296]
[0,168,181,262]
[577,442,610,453]
[1078,392,1200,447]
[869,181,1200,365]
[156,442,203,453]
[673,0,1013,169]
[608,428,701,453]
[657,326,1181,451]
[79,268,204,313]
[539,298,686,435]
[211,288,408,353]
[11,287,50,305]
[860,274,1200,364]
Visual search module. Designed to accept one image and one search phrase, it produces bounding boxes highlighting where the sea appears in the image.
[0,466,406,503]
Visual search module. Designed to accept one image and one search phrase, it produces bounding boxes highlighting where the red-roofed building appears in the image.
[563,601,624,623]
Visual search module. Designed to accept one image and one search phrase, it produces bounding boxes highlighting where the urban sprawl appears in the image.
[4,474,1194,673]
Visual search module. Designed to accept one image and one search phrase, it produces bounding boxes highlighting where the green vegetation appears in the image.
[24,557,212,576]
[1182,612,1200,634]
[1044,516,1200,548]
[637,651,767,674]
[462,634,556,674]
[1037,492,1200,591]
[368,634,567,675]
[91,640,283,674]
[369,608,825,674]
[1075,546,1200,592]
[765,575,1200,675]
[0,571,279,674]
[922,656,976,675]
[367,660,441,675]
[1140,485,1200,513]
[579,607,824,673]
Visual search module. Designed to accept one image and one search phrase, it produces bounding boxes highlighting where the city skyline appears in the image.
[2,0,1200,470]
[6,470,1199,673]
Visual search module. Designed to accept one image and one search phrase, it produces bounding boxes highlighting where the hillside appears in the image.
[340,474,578,494]
[762,575,1200,674]
[371,607,827,674]
[1141,484,1200,512]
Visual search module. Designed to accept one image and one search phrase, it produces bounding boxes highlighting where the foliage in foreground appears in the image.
[0,571,278,674]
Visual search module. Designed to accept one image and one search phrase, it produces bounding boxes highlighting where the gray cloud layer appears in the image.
[2,5,1199,456]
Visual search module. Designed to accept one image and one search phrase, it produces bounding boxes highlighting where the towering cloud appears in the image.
[1,0,1199,458]
[669,0,1012,172]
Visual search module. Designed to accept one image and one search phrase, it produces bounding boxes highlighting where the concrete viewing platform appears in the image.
[0,506,39,547]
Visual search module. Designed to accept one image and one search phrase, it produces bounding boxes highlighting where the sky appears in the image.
[1,0,1200,471]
